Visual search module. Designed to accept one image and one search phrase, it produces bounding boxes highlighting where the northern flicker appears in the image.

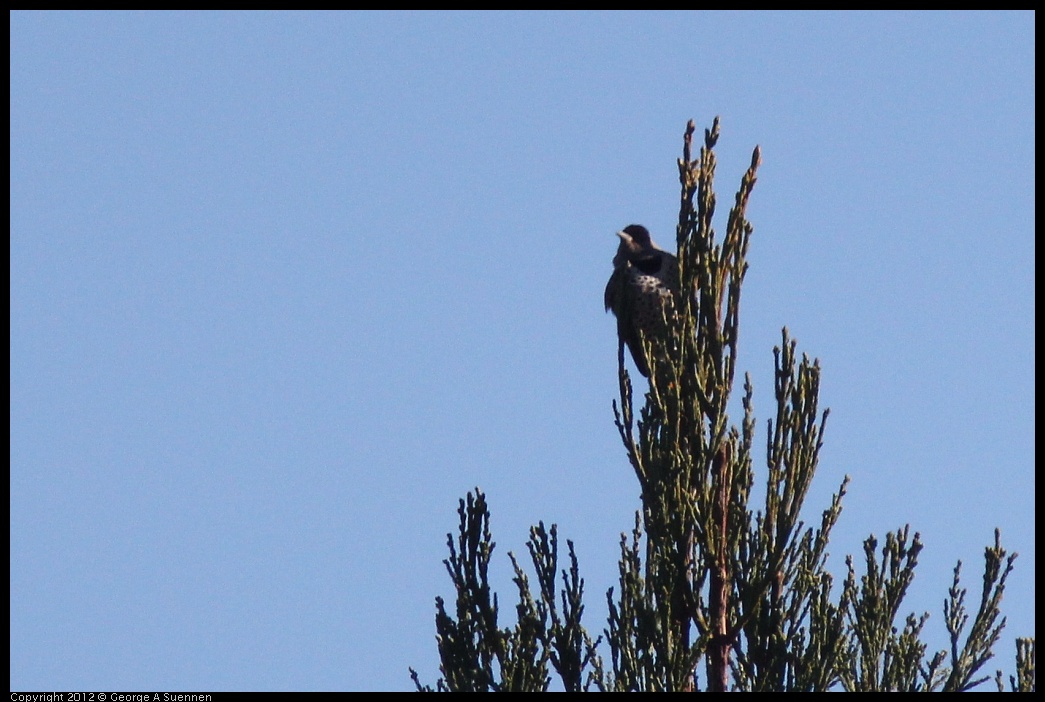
[604,224,679,377]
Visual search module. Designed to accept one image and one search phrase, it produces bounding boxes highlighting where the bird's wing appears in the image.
[605,266,624,312]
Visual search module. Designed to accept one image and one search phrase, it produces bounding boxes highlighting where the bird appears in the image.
[604,224,679,378]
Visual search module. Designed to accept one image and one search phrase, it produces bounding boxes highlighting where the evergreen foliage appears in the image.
[410,120,1034,692]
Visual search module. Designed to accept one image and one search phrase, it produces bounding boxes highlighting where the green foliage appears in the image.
[410,120,1033,692]
[409,492,603,692]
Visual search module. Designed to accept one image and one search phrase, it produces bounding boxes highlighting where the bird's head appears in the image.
[614,224,659,266]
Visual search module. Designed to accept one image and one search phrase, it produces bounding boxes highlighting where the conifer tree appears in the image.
[410,119,1034,692]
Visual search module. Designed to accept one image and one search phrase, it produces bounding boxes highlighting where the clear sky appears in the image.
[10,10,1034,692]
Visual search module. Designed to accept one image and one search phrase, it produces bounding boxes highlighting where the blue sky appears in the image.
[10,11,1033,692]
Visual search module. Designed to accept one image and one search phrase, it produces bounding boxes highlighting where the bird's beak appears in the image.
[616,230,629,242]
